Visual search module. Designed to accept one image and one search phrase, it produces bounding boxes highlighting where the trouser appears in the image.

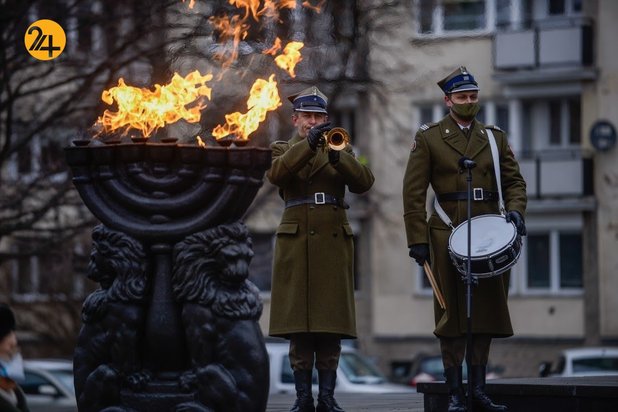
[439,334,492,369]
[289,332,342,371]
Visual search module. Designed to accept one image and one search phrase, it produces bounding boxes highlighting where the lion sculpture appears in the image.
[74,224,149,412]
[172,222,269,412]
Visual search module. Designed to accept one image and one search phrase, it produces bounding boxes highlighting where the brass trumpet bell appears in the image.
[322,127,350,151]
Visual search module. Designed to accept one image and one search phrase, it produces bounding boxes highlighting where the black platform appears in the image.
[417,375,618,412]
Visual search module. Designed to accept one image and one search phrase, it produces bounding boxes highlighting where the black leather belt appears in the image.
[437,189,499,202]
[285,192,347,208]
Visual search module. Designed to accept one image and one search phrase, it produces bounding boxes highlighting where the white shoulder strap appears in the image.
[486,128,506,215]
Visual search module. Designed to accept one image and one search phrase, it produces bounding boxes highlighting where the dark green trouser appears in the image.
[289,333,341,371]
[439,334,492,368]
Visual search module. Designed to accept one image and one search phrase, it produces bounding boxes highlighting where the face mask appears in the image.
[451,102,480,121]
[0,352,25,383]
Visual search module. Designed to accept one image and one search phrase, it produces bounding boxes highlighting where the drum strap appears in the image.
[486,128,507,215]
[433,128,506,229]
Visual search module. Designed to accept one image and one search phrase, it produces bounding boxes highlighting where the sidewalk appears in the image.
[267,392,424,411]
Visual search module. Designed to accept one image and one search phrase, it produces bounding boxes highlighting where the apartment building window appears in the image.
[416,0,490,36]
[10,241,85,300]
[548,0,582,15]
[522,97,581,151]
[524,230,582,293]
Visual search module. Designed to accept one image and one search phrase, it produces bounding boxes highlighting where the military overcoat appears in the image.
[268,134,374,339]
[403,115,527,338]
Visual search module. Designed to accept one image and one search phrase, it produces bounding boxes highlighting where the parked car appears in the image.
[390,354,503,387]
[21,359,77,412]
[539,347,618,377]
[266,341,415,394]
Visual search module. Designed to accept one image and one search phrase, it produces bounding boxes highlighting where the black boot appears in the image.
[316,369,345,412]
[470,365,507,411]
[444,366,467,412]
[290,370,315,412]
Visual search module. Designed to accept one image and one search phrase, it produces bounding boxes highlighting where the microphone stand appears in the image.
[462,158,476,412]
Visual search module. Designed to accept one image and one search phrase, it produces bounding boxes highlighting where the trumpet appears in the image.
[321,127,350,151]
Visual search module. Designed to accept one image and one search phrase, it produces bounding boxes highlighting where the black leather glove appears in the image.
[328,149,340,164]
[307,122,331,151]
[409,244,430,266]
[506,210,526,236]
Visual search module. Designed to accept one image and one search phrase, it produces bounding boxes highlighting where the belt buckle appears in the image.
[473,188,484,201]
[314,192,326,204]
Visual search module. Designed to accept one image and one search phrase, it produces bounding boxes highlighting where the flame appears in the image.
[182,0,196,9]
[196,135,206,147]
[96,71,213,138]
[263,37,282,56]
[212,74,281,140]
[209,14,249,69]
[274,41,303,77]
[209,0,304,68]
[302,0,326,13]
[263,38,303,77]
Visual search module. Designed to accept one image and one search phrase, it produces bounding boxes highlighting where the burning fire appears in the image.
[93,1,324,143]
[96,71,213,138]
[212,74,281,141]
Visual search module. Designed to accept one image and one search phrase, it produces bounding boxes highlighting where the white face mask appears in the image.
[0,352,25,383]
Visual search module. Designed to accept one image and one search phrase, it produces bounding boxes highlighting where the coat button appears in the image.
[310,230,315,235]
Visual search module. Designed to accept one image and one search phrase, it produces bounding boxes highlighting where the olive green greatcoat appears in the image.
[267,134,374,339]
[403,115,527,338]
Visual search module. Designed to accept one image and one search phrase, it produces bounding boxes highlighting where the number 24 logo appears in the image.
[24,19,66,61]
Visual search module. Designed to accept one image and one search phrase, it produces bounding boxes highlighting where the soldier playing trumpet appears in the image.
[267,86,374,412]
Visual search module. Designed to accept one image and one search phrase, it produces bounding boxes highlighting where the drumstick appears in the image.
[423,262,446,309]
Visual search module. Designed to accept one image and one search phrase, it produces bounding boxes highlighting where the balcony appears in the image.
[493,18,597,85]
[518,150,594,211]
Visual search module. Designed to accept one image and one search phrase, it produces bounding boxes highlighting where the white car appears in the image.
[266,341,415,394]
[21,359,77,412]
[539,347,618,377]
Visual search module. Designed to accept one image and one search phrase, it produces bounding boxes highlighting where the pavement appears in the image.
[267,392,425,411]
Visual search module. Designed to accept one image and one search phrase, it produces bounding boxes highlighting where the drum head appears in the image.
[449,215,516,258]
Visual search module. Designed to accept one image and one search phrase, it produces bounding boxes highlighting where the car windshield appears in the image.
[339,352,385,384]
[47,368,75,396]
[572,356,618,374]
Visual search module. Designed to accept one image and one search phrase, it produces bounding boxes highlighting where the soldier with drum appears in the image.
[402,67,527,412]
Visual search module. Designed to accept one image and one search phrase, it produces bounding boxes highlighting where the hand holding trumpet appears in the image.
[307,122,332,151]
[308,122,351,153]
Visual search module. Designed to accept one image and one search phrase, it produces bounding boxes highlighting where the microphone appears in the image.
[458,157,476,170]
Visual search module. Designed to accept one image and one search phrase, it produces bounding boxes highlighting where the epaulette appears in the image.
[486,124,504,132]
[419,122,438,132]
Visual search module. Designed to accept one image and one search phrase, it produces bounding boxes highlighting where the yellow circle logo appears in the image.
[24,19,66,61]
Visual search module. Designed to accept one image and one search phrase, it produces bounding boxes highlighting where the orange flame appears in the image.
[302,0,326,13]
[209,14,249,69]
[96,71,213,138]
[263,37,282,56]
[274,41,303,77]
[182,0,196,9]
[212,74,281,141]
[263,38,303,77]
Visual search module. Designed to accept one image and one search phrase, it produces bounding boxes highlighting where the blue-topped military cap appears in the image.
[437,66,479,94]
[287,86,328,114]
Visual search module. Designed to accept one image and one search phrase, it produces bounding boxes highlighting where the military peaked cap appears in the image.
[287,86,328,114]
[437,66,479,94]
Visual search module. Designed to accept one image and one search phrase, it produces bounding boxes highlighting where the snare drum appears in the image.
[448,214,521,278]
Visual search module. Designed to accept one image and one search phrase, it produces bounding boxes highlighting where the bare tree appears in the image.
[0,0,367,354]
